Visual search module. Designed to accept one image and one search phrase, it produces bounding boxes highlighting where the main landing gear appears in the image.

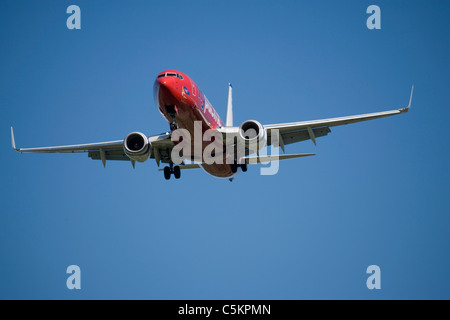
[164,162,181,180]
[231,163,247,173]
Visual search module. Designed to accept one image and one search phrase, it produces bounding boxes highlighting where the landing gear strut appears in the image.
[163,162,181,180]
[170,123,177,131]
[165,105,178,132]
[169,117,178,132]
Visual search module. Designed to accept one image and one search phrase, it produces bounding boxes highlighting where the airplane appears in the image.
[10,70,413,181]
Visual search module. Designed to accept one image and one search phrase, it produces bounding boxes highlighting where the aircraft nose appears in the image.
[155,76,178,93]
[154,76,181,106]
[155,76,165,86]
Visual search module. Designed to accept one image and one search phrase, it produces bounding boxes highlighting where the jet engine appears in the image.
[123,132,151,162]
[238,120,267,153]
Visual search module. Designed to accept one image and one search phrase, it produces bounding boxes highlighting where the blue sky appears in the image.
[0,0,449,299]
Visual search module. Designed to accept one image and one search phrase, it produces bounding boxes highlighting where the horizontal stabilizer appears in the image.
[158,164,200,171]
[244,153,315,164]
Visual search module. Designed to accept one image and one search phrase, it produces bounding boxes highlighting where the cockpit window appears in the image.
[157,72,184,80]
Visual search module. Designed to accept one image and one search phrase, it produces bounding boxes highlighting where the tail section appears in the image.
[226,83,233,127]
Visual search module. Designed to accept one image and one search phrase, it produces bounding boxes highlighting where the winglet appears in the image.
[401,85,414,113]
[11,126,18,151]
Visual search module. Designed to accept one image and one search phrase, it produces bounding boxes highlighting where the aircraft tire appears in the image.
[164,167,171,180]
[174,166,181,179]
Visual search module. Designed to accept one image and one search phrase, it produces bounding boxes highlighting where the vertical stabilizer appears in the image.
[226,83,233,127]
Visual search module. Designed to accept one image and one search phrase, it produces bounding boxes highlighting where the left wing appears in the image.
[10,127,176,168]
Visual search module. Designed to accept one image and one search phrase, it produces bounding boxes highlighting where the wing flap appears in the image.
[267,126,331,146]
[88,149,129,161]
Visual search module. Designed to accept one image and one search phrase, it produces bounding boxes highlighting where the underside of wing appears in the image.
[267,126,331,148]
[11,127,174,168]
[265,86,413,147]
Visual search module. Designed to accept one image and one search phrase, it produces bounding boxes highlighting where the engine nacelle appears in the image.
[123,132,151,162]
[238,120,267,153]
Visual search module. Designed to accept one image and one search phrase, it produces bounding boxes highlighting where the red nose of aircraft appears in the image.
[154,72,183,108]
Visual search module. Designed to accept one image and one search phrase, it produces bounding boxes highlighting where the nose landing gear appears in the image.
[170,122,178,132]
[165,105,178,132]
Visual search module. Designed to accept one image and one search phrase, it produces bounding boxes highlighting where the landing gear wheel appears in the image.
[231,163,238,173]
[241,163,247,172]
[163,167,171,180]
[173,166,181,179]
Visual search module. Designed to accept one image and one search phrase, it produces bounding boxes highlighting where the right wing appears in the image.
[11,127,177,168]
[265,86,414,149]
[216,86,413,151]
